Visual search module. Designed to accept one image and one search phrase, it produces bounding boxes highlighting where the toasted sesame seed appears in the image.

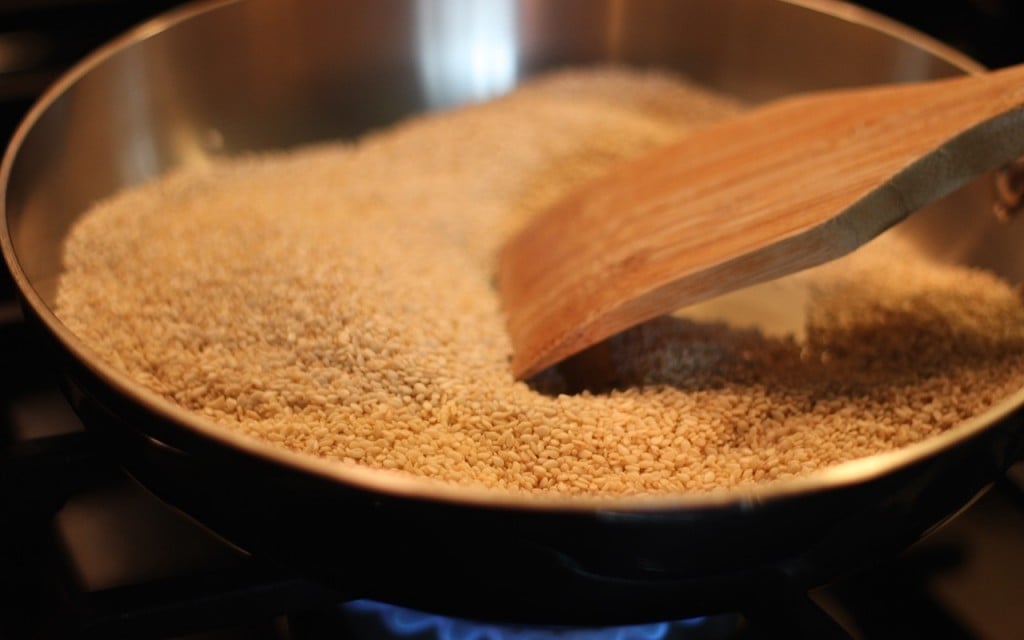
[55,67,1024,497]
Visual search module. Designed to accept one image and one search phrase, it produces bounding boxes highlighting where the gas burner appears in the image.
[340,600,716,640]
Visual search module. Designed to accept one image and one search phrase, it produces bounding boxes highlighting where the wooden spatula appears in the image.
[499,64,1024,380]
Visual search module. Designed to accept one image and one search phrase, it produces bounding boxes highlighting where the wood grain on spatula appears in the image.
[500,64,1024,380]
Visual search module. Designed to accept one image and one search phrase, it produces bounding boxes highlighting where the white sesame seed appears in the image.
[54,67,1024,497]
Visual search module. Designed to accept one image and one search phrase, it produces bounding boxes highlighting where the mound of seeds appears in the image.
[56,68,1024,496]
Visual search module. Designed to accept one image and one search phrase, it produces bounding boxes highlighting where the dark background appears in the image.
[854,0,1024,67]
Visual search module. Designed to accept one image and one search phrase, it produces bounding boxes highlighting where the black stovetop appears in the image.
[2,2,1024,639]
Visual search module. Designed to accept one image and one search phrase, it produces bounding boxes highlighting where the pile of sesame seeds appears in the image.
[55,68,1024,496]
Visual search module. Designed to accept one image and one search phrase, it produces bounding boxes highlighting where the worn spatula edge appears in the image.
[501,99,1024,381]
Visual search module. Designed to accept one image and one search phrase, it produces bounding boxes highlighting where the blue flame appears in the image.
[345,600,704,640]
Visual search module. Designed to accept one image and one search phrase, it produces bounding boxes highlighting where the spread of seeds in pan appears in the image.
[55,68,1024,496]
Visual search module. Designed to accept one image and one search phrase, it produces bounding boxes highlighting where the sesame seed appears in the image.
[54,67,1024,497]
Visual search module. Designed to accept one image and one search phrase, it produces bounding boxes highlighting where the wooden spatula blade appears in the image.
[500,66,1024,380]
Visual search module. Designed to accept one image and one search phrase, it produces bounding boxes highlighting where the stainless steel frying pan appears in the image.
[3,0,1023,625]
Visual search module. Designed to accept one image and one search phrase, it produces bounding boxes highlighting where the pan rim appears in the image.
[1,0,1017,514]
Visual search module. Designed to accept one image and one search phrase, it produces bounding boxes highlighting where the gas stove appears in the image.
[3,2,1024,639]
[3,322,1024,639]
